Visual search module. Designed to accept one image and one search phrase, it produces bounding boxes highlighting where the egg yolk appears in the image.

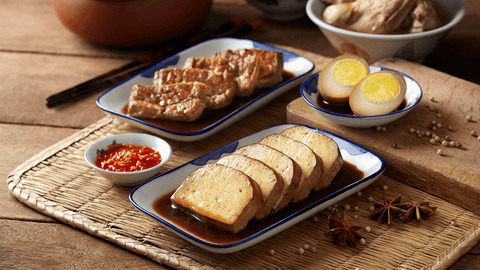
[332,59,368,87]
[361,73,400,103]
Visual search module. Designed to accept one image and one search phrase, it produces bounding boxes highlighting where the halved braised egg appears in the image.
[349,70,407,116]
[317,54,370,105]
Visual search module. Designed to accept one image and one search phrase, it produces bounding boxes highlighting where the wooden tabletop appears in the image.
[1,0,479,269]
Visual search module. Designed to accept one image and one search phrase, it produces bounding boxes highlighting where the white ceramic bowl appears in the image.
[306,0,465,63]
[85,133,172,186]
[301,66,422,128]
[246,0,308,22]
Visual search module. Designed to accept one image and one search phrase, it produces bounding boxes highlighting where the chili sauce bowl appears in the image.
[301,66,422,128]
[85,133,172,186]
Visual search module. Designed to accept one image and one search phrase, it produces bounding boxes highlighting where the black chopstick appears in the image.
[46,16,248,108]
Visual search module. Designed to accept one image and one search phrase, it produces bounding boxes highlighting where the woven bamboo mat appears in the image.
[7,115,480,270]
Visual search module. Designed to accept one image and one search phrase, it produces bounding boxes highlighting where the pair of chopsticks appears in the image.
[46,17,263,108]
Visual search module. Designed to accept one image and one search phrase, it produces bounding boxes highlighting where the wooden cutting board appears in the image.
[287,58,480,215]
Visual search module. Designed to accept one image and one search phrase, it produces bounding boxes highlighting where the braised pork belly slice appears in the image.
[213,48,284,87]
[153,68,236,109]
[127,82,208,122]
[183,55,260,96]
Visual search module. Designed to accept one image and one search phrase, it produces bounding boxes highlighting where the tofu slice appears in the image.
[217,154,283,219]
[280,126,343,190]
[259,134,322,202]
[171,163,262,233]
[234,143,300,212]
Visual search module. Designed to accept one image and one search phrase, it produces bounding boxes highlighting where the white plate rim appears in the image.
[129,124,386,253]
[96,37,315,141]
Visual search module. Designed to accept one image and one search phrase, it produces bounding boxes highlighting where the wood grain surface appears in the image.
[1,0,480,269]
[287,58,480,216]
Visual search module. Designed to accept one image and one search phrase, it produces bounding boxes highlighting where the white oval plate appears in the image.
[129,124,386,253]
[96,38,315,141]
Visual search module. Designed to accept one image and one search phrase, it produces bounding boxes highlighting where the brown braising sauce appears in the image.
[121,70,295,133]
[151,161,364,245]
[316,95,407,115]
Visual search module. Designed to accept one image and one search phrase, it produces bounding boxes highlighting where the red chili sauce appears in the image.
[95,143,162,172]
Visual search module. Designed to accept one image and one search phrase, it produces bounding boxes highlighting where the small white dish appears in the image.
[130,124,386,253]
[96,37,315,142]
[85,133,172,186]
[301,66,422,128]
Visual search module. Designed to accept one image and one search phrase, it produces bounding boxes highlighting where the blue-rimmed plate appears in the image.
[97,38,315,141]
[129,124,386,253]
[301,66,422,128]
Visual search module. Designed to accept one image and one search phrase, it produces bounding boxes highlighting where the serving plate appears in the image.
[96,38,315,141]
[130,124,386,253]
[301,66,422,128]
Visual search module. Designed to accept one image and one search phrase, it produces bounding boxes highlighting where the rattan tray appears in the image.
[7,115,480,269]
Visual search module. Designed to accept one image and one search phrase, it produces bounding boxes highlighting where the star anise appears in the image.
[403,201,437,221]
[368,194,410,224]
[328,208,362,247]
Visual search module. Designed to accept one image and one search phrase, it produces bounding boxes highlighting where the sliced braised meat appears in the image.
[153,68,236,109]
[183,55,260,96]
[127,83,207,122]
[213,48,284,87]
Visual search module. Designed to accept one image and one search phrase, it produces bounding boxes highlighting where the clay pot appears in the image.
[53,0,213,47]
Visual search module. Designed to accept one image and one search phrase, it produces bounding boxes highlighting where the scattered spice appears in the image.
[328,208,362,247]
[369,194,409,224]
[403,201,437,221]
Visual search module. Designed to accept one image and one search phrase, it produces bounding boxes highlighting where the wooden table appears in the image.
[1,0,479,269]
